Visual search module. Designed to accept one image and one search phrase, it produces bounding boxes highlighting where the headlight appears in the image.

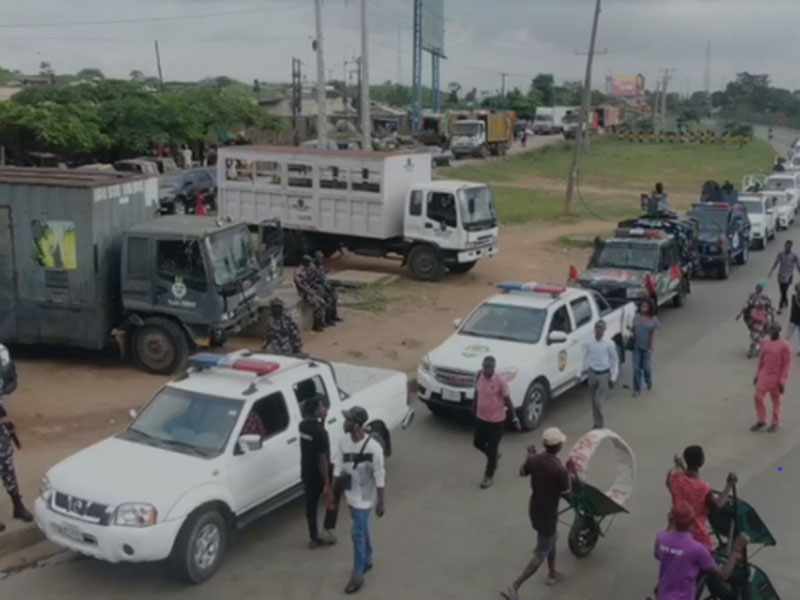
[115,503,158,527]
[498,367,518,382]
[40,475,53,500]
[221,311,233,321]
[420,355,432,373]
[626,287,649,299]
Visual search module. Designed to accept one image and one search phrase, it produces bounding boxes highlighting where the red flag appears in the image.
[645,273,657,296]
[568,264,579,282]
[195,189,207,216]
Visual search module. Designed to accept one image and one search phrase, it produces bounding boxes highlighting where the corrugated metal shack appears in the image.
[0,168,159,348]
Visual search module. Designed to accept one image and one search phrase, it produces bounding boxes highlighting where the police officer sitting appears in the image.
[263,298,303,355]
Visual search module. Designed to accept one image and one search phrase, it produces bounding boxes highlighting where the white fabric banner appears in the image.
[567,428,636,507]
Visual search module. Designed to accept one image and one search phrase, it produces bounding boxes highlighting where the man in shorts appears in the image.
[503,427,571,599]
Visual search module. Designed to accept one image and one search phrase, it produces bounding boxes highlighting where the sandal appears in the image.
[546,572,565,586]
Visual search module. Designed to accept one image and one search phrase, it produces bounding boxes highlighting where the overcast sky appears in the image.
[0,0,798,95]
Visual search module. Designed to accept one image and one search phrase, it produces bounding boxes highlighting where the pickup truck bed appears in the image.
[331,361,410,433]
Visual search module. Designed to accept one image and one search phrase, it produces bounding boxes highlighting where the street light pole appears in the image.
[360,0,371,151]
[565,0,602,215]
[314,0,328,147]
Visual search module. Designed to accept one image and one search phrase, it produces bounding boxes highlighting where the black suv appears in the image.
[686,203,750,279]
[158,168,217,215]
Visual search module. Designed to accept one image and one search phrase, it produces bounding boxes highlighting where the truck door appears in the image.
[255,219,284,300]
[545,303,575,390]
[566,296,595,382]
[423,191,459,248]
[153,238,210,323]
[0,208,16,338]
[291,373,343,449]
[121,236,153,313]
[228,390,301,513]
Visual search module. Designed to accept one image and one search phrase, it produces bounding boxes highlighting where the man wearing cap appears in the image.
[473,355,519,489]
[332,406,386,595]
[262,297,303,355]
[582,319,619,429]
[504,427,571,599]
[294,255,329,332]
[652,501,747,600]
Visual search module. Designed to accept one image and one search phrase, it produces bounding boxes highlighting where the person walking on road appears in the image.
[502,428,571,600]
[300,395,338,548]
[752,323,792,433]
[0,363,33,530]
[582,320,619,429]
[666,446,737,549]
[472,356,520,489]
[786,282,800,354]
[650,502,748,600]
[332,406,386,595]
[632,300,659,396]
[768,240,800,314]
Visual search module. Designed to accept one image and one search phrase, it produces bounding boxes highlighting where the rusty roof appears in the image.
[218,145,409,160]
[0,167,152,188]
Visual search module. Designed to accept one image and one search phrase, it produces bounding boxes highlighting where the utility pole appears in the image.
[291,58,302,146]
[360,0,371,151]
[651,74,661,132]
[411,0,423,133]
[660,68,674,132]
[397,26,402,84]
[565,0,602,215]
[153,40,164,89]
[355,57,363,122]
[703,41,711,96]
[500,72,508,98]
[314,0,328,147]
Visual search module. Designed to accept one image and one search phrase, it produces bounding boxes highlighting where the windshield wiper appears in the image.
[159,439,210,457]
[124,428,163,446]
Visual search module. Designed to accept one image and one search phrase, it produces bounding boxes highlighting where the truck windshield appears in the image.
[688,212,727,233]
[460,303,546,344]
[765,178,796,190]
[119,388,242,458]
[207,227,257,286]
[594,243,659,271]
[740,200,763,214]
[453,122,481,136]
[458,186,496,229]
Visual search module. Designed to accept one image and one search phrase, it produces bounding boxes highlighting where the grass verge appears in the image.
[494,186,639,224]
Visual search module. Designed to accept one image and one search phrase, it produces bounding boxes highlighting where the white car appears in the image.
[764,192,794,229]
[764,174,800,214]
[786,154,800,172]
[739,194,776,249]
[35,352,413,584]
[417,284,635,430]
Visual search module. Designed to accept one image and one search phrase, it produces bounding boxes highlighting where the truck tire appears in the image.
[132,317,190,375]
[170,508,228,584]
[408,245,445,281]
[447,261,477,274]
[717,256,731,280]
[518,380,549,431]
[480,145,489,159]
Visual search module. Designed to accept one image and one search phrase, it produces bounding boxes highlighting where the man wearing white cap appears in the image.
[503,427,571,599]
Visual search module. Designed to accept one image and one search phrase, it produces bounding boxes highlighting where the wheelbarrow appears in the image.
[559,428,636,558]
[699,484,780,600]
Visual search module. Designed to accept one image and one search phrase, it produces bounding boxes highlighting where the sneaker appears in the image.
[308,538,325,549]
[345,577,364,594]
[750,422,766,432]
[479,476,493,489]
[767,424,779,433]
[320,530,337,545]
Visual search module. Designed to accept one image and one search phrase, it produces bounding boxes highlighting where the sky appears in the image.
[0,0,798,96]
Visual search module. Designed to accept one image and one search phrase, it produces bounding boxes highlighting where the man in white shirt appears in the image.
[582,320,619,429]
[333,406,386,595]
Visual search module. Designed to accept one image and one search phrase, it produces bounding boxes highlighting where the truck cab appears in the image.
[450,119,487,158]
[404,180,499,278]
[120,217,282,374]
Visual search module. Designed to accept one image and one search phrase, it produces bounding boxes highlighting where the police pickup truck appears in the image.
[417,283,635,430]
[575,228,690,310]
[35,351,414,584]
[686,202,751,279]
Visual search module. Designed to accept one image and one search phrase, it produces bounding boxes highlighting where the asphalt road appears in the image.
[754,124,798,155]
[4,229,800,599]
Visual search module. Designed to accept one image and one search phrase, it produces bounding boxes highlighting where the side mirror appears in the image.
[238,434,263,453]
[547,331,568,345]
[453,318,463,329]
[128,408,138,420]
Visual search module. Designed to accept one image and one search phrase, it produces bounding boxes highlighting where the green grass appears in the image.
[493,186,640,224]
[444,138,776,196]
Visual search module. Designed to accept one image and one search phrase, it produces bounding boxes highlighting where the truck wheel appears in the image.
[408,245,445,281]
[173,197,187,215]
[447,261,477,274]
[170,508,228,584]
[133,317,190,375]
[519,380,549,431]
[717,257,731,280]
[480,146,489,159]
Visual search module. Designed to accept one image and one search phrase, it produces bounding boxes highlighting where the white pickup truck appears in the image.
[34,351,413,584]
[417,284,635,430]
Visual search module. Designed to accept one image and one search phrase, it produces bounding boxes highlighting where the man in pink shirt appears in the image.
[473,355,519,489]
[752,323,792,433]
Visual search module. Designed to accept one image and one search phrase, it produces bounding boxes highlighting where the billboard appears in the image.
[610,74,645,98]
[421,0,445,56]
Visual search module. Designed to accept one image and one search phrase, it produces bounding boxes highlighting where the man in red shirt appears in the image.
[752,323,792,432]
[473,356,519,489]
[666,445,736,549]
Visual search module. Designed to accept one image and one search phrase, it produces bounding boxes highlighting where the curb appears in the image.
[0,524,44,559]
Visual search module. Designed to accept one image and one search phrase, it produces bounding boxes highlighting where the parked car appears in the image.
[35,351,414,584]
[417,284,634,430]
[764,174,800,213]
[686,203,751,279]
[158,168,217,214]
[114,159,159,176]
[739,194,777,249]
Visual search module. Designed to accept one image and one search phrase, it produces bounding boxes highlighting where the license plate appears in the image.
[55,522,84,543]
[441,388,461,402]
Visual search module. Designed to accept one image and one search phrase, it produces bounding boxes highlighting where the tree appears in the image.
[129,70,145,82]
[39,61,54,76]
[464,87,477,103]
[532,74,554,106]
[447,81,461,104]
[76,68,105,80]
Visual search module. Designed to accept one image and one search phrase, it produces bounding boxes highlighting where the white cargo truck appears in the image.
[217,146,499,281]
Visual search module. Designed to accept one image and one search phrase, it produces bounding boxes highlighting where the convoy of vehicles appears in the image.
[217,146,499,281]
[575,228,690,309]
[450,111,514,159]
[686,202,751,279]
[0,168,282,375]
[739,194,777,248]
[34,351,414,583]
